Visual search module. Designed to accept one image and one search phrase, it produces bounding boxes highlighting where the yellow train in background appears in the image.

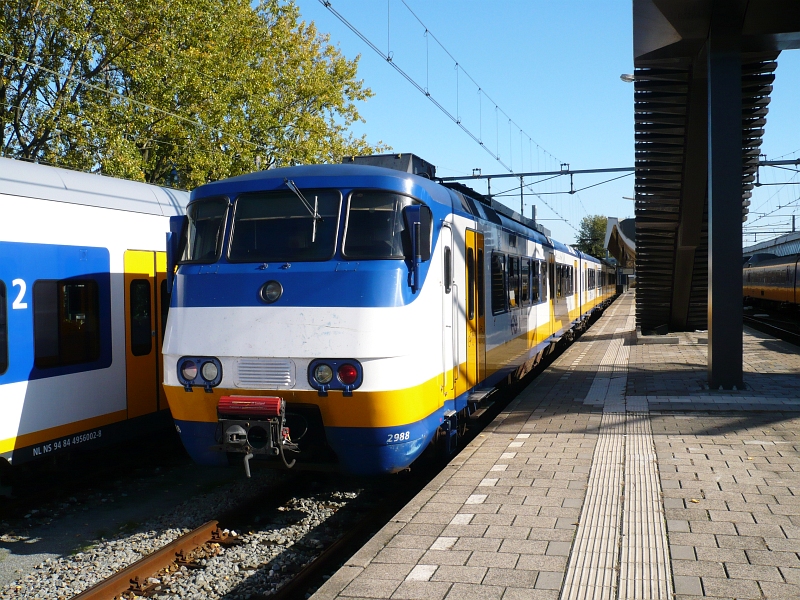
[744,254,799,305]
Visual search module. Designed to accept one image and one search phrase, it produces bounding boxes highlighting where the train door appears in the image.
[548,253,556,335]
[477,235,486,383]
[124,250,168,418]
[465,230,486,388]
[441,226,457,397]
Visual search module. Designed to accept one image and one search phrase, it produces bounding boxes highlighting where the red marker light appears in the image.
[338,363,358,385]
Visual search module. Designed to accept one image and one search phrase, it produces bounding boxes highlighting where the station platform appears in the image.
[312,292,800,600]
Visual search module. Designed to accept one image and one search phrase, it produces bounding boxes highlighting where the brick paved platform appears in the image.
[312,292,800,600]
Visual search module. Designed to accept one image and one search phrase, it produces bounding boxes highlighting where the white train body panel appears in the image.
[0,158,188,465]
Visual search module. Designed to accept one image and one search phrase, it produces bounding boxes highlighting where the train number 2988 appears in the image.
[387,431,410,443]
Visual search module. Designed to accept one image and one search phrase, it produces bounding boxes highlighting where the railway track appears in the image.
[744,314,800,346]
[64,469,429,600]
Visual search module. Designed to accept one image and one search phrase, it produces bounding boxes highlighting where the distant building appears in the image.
[605,217,635,291]
[605,217,635,268]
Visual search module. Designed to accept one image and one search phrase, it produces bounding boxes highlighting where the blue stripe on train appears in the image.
[0,241,112,385]
[174,259,427,308]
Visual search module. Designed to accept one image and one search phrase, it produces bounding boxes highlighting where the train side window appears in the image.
[542,262,549,302]
[555,264,562,298]
[467,248,475,320]
[130,280,152,356]
[444,246,452,294]
[160,279,170,339]
[491,252,507,315]
[477,248,485,318]
[567,265,572,295]
[521,259,530,305]
[508,256,520,308]
[531,261,540,303]
[0,281,7,375]
[34,280,100,368]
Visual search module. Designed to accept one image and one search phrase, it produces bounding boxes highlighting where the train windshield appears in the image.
[343,191,418,259]
[181,198,229,263]
[228,190,341,262]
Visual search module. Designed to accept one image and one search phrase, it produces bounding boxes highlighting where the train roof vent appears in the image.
[342,153,436,179]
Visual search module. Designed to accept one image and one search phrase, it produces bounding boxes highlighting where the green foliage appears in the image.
[574,214,608,259]
[1,0,387,186]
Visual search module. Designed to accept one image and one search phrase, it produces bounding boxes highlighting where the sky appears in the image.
[296,0,800,247]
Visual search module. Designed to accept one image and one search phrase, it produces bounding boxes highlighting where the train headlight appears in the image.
[201,361,219,382]
[260,280,283,303]
[178,357,222,392]
[313,364,333,385]
[308,359,362,396]
[181,360,198,381]
[337,363,358,385]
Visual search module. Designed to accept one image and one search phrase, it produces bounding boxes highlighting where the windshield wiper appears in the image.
[283,178,323,242]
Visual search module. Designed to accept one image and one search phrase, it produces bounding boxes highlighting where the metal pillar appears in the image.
[707,10,743,389]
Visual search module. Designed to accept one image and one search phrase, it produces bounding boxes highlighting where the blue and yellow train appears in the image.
[163,154,616,475]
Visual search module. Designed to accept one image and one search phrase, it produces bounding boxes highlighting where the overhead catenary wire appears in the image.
[319,2,580,232]
[397,0,560,165]
[319,0,511,171]
[317,0,563,172]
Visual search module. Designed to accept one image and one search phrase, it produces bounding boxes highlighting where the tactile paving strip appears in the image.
[560,412,625,600]
[563,298,672,600]
[620,412,672,599]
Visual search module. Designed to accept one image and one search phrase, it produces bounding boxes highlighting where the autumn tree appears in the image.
[1,0,386,187]
[574,214,608,259]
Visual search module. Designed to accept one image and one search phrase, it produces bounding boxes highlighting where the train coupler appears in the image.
[215,396,299,475]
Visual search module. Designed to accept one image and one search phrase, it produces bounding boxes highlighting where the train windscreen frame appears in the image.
[228,190,341,263]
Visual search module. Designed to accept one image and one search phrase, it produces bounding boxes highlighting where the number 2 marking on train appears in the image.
[11,279,28,309]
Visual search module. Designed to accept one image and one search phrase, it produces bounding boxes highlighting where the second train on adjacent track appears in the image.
[163,155,616,475]
[744,253,800,305]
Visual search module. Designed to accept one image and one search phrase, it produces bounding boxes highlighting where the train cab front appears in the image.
[162,164,445,476]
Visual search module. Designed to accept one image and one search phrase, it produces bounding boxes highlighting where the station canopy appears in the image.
[633,0,800,332]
